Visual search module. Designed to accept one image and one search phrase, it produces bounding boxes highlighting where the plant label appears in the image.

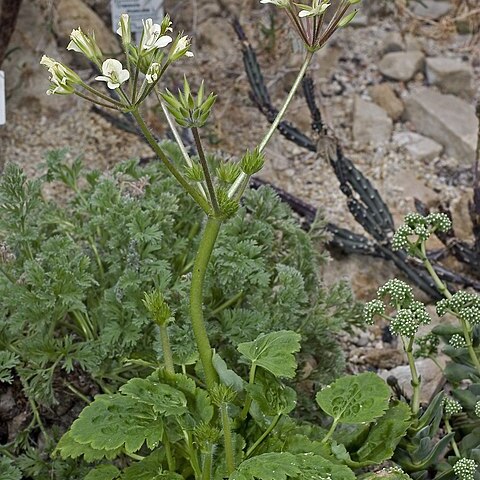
[111,0,164,35]
[0,71,5,125]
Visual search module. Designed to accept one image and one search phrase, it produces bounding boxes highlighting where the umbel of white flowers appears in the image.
[40,13,194,104]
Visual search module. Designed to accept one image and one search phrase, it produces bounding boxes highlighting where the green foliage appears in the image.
[316,372,390,424]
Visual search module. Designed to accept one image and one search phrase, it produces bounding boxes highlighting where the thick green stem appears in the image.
[220,402,235,475]
[132,109,211,214]
[164,432,176,471]
[246,414,282,458]
[228,50,314,199]
[201,445,214,480]
[403,336,421,415]
[159,323,175,374]
[190,217,221,390]
[240,363,257,420]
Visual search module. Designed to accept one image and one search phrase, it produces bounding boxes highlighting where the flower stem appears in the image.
[403,335,421,415]
[132,109,211,214]
[240,363,257,420]
[444,418,461,457]
[159,323,175,374]
[191,127,220,215]
[190,217,221,390]
[321,418,339,444]
[220,402,235,475]
[228,50,314,199]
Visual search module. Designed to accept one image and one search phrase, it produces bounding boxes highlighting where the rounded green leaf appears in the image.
[315,372,390,424]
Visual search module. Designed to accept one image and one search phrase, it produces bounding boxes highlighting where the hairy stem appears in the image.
[132,109,211,213]
[220,402,235,474]
[159,323,175,374]
[190,217,221,390]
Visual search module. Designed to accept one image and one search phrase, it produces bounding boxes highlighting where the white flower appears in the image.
[297,0,331,17]
[141,18,172,52]
[168,35,194,62]
[67,27,102,63]
[260,0,290,7]
[95,59,130,89]
[40,55,81,95]
[117,13,131,44]
[146,63,161,84]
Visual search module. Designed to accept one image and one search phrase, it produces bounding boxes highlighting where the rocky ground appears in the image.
[1,0,480,398]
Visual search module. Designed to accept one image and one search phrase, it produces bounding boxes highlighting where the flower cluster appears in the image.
[414,332,439,359]
[390,302,431,338]
[392,212,452,254]
[378,279,413,307]
[260,0,361,50]
[363,299,385,325]
[475,400,480,417]
[453,458,478,480]
[449,334,467,349]
[41,13,194,104]
[436,292,480,325]
[443,397,463,417]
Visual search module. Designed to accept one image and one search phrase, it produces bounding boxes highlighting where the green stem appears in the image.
[164,432,176,471]
[0,265,15,283]
[185,430,202,479]
[403,336,421,415]
[74,91,122,110]
[228,50,314,199]
[246,414,282,458]
[444,418,461,457]
[159,323,175,374]
[240,363,257,420]
[190,217,221,390]
[80,82,125,107]
[201,444,215,480]
[132,109,211,214]
[221,402,235,475]
[210,291,244,317]
[28,397,51,441]
[64,381,91,404]
[321,418,339,444]
[191,127,219,215]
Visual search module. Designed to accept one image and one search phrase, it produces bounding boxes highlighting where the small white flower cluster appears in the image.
[392,212,452,253]
[378,279,413,306]
[475,400,480,417]
[453,458,478,480]
[390,303,431,337]
[450,334,467,349]
[363,299,385,325]
[443,397,463,417]
[436,292,480,326]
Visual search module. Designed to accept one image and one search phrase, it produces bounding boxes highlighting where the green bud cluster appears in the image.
[453,458,478,480]
[216,187,239,219]
[363,299,385,325]
[392,212,452,253]
[414,333,440,359]
[217,162,241,185]
[184,162,205,182]
[143,289,172,326]
[390,304,431,338]
[161,77,216,128]
[436,292,480,325]
[450,334,467,349]
[210,384,237,406]
[443,397,463,417]
[240,148,265,175]
[194,422,221,449]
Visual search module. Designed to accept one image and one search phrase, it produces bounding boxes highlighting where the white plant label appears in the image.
[0,71,5,126]
[111,0,164,34]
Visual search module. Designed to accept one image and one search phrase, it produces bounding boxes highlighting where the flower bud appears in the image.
[240,148,265,175]
[168,34,194,62]
[143,290,172,326]
[67,27,103,65]
[117,13,132,45]
[40,55,81,95]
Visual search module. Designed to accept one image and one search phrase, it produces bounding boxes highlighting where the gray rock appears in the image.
[381,31,404,54]
[405,34,423,52]
[426,57,474,99]
[369,83,404,121]
[405,89,478,163]
[378,51,425,81]
[410,0,452,20]
[353,97,393,146]
[379,356,447,404]
[393,131,443,162]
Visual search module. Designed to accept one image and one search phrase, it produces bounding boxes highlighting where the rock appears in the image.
[363,348,406,370]
[405,34,423,52]
[369,83,404,121]
[450,191,474,241]
[393,132,443,162]
[381,31,404,54]
[379,356,447,404]
[353,97,393,146]
[426,57,474,99]
[410,0,452,20]
[53,0,119,55]
[405,89,478,163]
[197,17,233,60]
[388,169,438,206]
[378,51,425,82]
